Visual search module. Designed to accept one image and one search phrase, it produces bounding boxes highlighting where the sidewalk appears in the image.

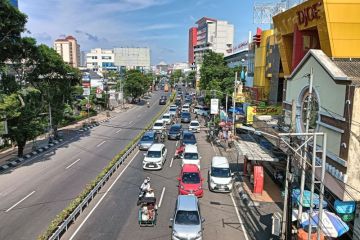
[0,104,133,170]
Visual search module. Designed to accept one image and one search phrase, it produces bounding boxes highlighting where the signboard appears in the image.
[96,87,103,94]
[296,1,322,26]
[210,99,219,115]
[96,94,102,98]
[83,87,90,96]
[86,103,91,109]
[246,106,282,124]
[82,82,90,88]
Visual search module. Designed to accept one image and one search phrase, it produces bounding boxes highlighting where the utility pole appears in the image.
[232,72,238,135]
[298,67,313,223]
[281,99,296,240]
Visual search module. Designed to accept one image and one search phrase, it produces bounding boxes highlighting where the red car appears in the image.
[177,164,204,197]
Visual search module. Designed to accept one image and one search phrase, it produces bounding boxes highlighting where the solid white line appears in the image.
[69,150,140,240]
[5,191,36,212]
[116,129,122,133]
[129,121,133,124]
[66,159,81,169]
[176,141,179,147]
[96,140,106,148]
[158,187,166,208]
[169,157,174,168]
[230,192,250,240]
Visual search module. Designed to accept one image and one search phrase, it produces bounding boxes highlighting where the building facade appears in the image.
[113,48,150,72]
[53,36,80,68]
[188,27,197,65]
[86,48,115,73]
[193,17,234,64]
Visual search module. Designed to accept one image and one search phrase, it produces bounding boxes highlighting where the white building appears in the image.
[113,48,150,72]
[53,36,80,68]
[193,17,234,64]
[86,48,116,73]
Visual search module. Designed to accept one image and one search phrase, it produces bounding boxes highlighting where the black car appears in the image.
[168,124,183,140]
[159,98,166,105]
[181,112,191,123]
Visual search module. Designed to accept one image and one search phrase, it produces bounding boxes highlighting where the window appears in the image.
[182,172,200,184]
[175,211,200,225]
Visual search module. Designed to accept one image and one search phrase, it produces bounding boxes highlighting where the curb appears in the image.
[234,182,260,207]
[0,138,63,173]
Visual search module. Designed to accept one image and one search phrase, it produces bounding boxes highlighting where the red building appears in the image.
[188,27,197,65]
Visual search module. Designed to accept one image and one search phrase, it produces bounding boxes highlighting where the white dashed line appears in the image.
[66,159,81,169]
[96,140,106,148]
[69,150,140,240]
[5,191,36,212]
[116,129,122,133]
[169,157,174,168]
[158,187,166,208]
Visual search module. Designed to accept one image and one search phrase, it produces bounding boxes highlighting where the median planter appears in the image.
[38,96,175,240]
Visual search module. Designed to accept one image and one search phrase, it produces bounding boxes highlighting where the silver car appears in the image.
[170,195,204,240]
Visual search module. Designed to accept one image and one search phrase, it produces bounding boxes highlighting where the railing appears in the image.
[49,142,138,240]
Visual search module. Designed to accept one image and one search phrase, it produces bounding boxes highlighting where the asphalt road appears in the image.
[0,91,170,240]
[63,116,249,240]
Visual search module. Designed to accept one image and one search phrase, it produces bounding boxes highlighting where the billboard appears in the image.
[210,99,219,114]
[246,106,282,124]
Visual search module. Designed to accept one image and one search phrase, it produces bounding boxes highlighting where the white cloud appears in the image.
[139,23,179,31]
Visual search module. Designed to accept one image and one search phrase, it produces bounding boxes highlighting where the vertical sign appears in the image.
[210,99,219,114]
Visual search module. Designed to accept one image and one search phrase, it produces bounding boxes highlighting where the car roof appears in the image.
[183,130,194,135]
[184,145,198,153]
[211,156,229,168]
[170,124,182,128]
[183,104,190,107]
[177,195,198,211]
[155,119,164,123]
[148,143,165,151]
[190,120,199,124]
[163,113,170,116]
[182,164,200,172]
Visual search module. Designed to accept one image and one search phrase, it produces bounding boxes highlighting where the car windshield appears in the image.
[147,151,161,158]
[163,115,170,119]
[170,126,180,132]
[190,122,199,126]
[175,211,200,225]
[211,167,231,178]
[141,135,152,141]
[181,113,190,117]
[183,134,195,141]
[184,152,198,160]
[182,172,200,184]
[154,122,163,127]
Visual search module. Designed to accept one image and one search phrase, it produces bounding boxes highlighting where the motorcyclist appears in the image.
[147,101,150,108]
[140,177,151,192]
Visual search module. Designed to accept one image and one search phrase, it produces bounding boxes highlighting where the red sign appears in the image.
[297,2,322,27]
[82,82,90,88]
[96,87,103,94]
[86,103,91,109]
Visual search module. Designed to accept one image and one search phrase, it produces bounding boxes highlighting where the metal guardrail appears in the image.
[47,93,175,240]
[49,142,137,240]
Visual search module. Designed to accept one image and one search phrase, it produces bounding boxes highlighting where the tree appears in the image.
[123,70,148,99]
[186,71,196,88]
[170,69,183,86]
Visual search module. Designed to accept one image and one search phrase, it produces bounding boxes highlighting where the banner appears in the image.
[83,87,90,96]
[210,99,219,115]
[246,106,282,124]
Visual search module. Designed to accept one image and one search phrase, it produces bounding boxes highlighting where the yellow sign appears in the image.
[246,106,282,124]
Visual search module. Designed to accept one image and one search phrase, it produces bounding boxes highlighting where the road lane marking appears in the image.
[69,150,140,240]
[96,140,106,148]
[116,129,122,133]
[158,187,166,208]
[176,141,179,147]
[129,121,133,124]
[5,191,36,212]
[66,159,81,169]
[230,192,249,240]
[169,157,174,168]
[210,141,218,155]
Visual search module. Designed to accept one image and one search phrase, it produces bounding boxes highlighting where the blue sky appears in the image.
[20,0,271,65]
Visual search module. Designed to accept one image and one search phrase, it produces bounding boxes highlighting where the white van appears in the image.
[143,143,167,170]
[181,104,190,113]
[208,156,233,192]
[182,145,201,169]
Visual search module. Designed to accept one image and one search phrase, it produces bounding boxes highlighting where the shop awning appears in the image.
[235,138,278,162]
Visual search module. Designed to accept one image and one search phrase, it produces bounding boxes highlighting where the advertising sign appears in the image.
[210,99,219,115]
[83,87,90,96]
[246,106,282,124]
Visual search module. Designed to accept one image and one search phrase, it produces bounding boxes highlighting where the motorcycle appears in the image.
[174,144,185,159]
[147,101,150,108]
[137,177,151,205]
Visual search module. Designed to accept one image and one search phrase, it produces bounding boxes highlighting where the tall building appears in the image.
[9,0,18,8]
[86,48,115,73]
[53,36,80,68]
[193,17,234,64]
[188,27,197,65]
[113,48,150,72]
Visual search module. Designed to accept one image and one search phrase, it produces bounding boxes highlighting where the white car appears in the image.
[181,104,190,112]
[153,119,165,132]
[162,113,172,125]
[143,143,167,170]
[169,107,177,116]
[189,120,200,133]
[208,156,233,192]
[182,145,201,170]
